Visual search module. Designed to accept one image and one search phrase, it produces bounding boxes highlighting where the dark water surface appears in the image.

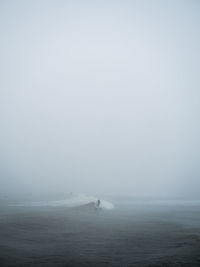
[0,203,200,266]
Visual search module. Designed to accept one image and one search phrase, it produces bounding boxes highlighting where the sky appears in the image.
[0,0,200,198]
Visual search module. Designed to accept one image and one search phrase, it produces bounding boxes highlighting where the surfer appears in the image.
[97,199,100,207]
[95,199,101,210]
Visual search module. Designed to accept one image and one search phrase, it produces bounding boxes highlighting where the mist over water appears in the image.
[1,0,200,200]
[1,1,200,266]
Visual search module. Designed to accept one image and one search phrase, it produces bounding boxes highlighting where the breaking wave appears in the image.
[19,194,114,210]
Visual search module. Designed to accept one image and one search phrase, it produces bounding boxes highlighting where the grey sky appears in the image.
[0,0,200,198]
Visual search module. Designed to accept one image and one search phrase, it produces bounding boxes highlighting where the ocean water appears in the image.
[0,199,200,267]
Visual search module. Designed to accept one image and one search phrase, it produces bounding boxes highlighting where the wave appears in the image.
[17,194,114,210]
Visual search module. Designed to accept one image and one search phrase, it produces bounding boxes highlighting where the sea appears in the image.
[0,196,200,267]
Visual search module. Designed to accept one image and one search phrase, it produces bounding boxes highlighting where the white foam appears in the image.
[18,194,114,210]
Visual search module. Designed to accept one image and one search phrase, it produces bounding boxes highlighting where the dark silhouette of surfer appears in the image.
[97,199,100,207]
[95,199,101,210]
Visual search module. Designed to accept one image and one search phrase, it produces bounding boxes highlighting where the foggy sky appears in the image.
[0,0,200,198]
